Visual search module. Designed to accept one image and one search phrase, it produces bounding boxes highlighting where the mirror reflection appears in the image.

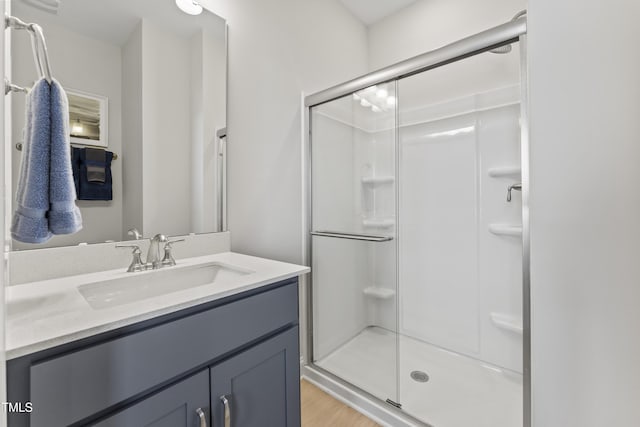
[9,0,227,250]
[68,91,107,146]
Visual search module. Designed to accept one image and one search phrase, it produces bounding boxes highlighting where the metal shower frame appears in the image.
[302,15,530,427]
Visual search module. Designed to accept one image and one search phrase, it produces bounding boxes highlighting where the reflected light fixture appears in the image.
[72,119,83,134]
[376,88,388,98]
[175,0,203,15]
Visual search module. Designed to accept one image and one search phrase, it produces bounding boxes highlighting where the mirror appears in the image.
[9,0,227,250]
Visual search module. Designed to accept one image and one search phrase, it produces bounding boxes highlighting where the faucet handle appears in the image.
[116,245,147,272]
[116,244,141,252]
[161,239,185,267]
[127,228,143,240]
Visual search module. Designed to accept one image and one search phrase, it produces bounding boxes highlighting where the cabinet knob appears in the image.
[196,407,207,427]
[220,395,231,427]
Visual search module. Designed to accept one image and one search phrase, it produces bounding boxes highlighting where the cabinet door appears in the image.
[211,327,300,427]
[95,370,209,427]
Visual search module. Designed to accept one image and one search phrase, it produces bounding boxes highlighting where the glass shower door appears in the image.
[310,83,399,405]
[396,47,524,426]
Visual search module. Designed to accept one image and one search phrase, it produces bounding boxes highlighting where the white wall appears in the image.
[528,0,640,426]
[200,0,369,264]
[190,31,205,233]
[122,19,225,238]
[141,19,192,237]
[202,27,226,233]
[190,27,225,234]
[11,3,123,248]
[367,0,525,71]
[121,24,143,237]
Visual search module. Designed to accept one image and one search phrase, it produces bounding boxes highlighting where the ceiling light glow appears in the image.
[175,0,203,15]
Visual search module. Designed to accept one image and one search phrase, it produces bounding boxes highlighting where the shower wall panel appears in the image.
[399,113,480,356]
[477,103,522,372]
[396,86,522,372]
[361,128,396,332]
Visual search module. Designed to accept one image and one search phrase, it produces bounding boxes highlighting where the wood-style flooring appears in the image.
[301,379,380,427]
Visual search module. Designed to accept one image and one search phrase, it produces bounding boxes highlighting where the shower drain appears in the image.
[410,370,429,383]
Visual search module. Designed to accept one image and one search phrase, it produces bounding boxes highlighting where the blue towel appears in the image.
[48,79,82,234]
[11,79,53,243]
[11,78,82,243]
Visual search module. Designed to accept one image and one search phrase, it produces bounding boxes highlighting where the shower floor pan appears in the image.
[316,326,522,427]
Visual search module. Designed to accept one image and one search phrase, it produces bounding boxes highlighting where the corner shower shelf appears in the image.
[363,287,396,299]
[489,223,523,237]
[362,218,395,229]
[487,166,521,178]
[361,176,394,185]
[490,312,523,334]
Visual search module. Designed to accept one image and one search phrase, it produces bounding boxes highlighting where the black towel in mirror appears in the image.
[71,147,113,201]
[85,148,106,183]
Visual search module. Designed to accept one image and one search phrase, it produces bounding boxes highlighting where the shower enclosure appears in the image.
[303,16,529,427]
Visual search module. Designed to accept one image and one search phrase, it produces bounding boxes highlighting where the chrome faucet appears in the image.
[118,234,185,272]
[147,234,168,269]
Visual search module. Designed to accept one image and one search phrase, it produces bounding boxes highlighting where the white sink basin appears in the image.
[79,262,253,309]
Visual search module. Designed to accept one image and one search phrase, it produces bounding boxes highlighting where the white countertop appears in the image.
[6,252,310,360]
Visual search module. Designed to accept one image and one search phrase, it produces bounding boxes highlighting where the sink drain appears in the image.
[410,370,429,383]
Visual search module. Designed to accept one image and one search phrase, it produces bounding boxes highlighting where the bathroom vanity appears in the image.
[5,252,308,427]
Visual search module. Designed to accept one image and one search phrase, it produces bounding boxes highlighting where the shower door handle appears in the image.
[310,231,393,242]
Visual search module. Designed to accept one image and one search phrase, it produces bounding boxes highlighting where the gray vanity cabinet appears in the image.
[211,327,300,427]
[94,370,210,427]
[7,278,301,427]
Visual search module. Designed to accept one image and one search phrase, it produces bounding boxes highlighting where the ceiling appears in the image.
[339,0,420,26]
[15,0,226,47]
